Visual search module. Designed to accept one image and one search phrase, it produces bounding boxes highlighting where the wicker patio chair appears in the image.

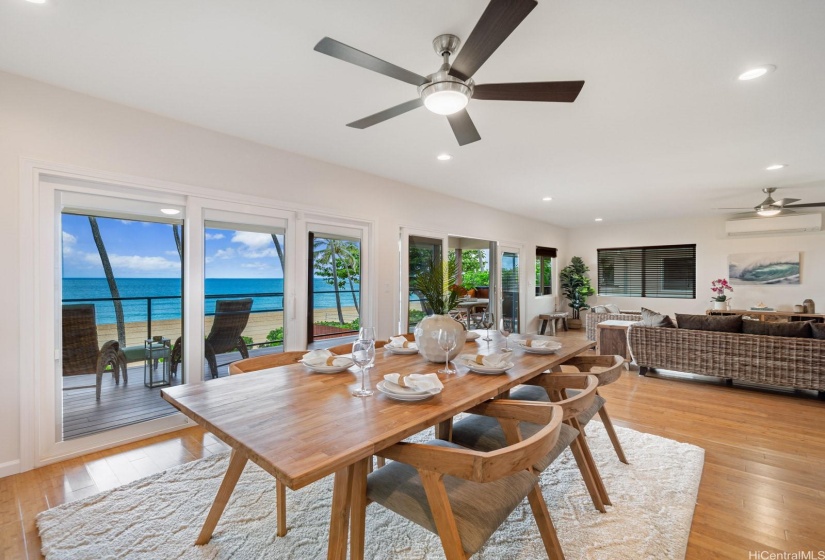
[171,298,253,379]
[62,304,127,401]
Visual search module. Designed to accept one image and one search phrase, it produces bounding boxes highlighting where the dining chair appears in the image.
[324,338,388,355]
[171,298,253,378]
[541,355,627,464]
[450,374,611,513]
[228,351,306,375]
[62,304,127,401]
[364,402,565,560]
[224,349,307,537]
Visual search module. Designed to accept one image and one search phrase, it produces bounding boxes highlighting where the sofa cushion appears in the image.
[604,304,621,313]
[592,305,607,313]
[811,323,825,340]
[675,314,742,333]
[641,307,675,328]
[743,320,813,338]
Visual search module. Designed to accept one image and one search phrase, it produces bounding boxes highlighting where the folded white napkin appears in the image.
[459,353,510,368]
[387,336,418,350]
[383,373,443,394]
[520,339,558,348]
[302,349,352,367]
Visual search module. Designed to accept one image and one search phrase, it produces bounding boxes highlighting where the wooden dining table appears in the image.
[161,331,595,560]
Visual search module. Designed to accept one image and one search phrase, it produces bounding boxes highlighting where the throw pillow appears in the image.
[743,320,813,339]
[675,314,743,333]
[811,322,825,340]
[604,304,621,313]
[641,307,675,328]
[592,305,607,313]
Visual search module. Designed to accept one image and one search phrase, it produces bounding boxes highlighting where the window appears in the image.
[597,244,696,299]
[535,246,556,296]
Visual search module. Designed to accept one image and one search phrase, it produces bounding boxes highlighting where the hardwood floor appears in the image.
[3,331,824,559]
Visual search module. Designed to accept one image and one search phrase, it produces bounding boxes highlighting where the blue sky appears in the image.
[62,214,284,278]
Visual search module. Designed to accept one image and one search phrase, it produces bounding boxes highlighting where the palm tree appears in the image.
[88,217,126,344]
[313,239,361,323]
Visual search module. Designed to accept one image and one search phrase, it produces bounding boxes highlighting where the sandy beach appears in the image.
[96,306,360,348]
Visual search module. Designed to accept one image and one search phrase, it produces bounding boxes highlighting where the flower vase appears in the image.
[414,314,467,363]
[713,301,728,310]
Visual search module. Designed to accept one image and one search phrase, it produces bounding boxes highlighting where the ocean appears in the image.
[62,278,360,325]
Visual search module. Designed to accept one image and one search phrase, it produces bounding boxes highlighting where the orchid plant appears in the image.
[710,278,733,302]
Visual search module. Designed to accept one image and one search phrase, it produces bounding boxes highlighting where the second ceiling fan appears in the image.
[314,0,584,146]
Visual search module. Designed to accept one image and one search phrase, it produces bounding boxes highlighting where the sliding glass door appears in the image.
[307,232,362,343]
[499,246,521,334]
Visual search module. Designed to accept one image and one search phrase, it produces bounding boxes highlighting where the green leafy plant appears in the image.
[412,256,460,315]
[314,318,360,331]
[263,327,284,347]
[241,335,254,346]
[559,256,596,319]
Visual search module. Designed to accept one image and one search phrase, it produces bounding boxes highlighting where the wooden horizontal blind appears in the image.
[597,244,696,299]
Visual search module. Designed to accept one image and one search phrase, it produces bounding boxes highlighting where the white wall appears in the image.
[0,71,567,474]
[568,215,825,315]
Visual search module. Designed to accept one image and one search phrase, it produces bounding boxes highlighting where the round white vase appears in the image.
[713,301,728,310]
[414,314,467,363]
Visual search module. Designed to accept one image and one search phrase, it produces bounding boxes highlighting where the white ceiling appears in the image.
[2,0,825,227]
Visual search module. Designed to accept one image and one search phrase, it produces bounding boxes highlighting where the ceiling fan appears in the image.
[313,0,584,146]
[718,187,825,217]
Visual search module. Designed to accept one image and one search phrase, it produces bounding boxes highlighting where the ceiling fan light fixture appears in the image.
[421,82,470,115]
[757,208,781,217]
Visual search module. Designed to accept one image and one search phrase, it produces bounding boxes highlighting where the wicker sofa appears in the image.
[628,324,825,393]
[584,310,641,341]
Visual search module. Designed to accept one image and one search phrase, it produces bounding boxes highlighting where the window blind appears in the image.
[597,244,696,299]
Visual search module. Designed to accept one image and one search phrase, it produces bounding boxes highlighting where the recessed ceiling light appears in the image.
[436,153,452,161]
[25,0,47,3]
[765,164,787,171]
[542,196,553,201]
[160,208,181,215]
[738,65,776,81]
[594,218,603,222]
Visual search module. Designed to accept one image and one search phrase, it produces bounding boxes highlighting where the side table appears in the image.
[596,320,638,368]
[144,337,172,388]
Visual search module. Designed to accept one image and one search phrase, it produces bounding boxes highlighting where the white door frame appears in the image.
[398,227,449,335]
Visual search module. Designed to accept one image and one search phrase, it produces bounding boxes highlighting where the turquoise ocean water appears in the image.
[62,278,360,325]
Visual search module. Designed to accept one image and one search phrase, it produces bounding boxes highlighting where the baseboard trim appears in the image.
[0,459,21,479]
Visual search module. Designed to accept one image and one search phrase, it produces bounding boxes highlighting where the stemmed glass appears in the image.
[436,329,457,374]
[499,318,512,351]
[351,339,375,397]
[359,326,376,342]
[480,311,494,342]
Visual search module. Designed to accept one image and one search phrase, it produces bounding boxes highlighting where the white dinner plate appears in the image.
[384,345,419,355]
[464,331,480,341]
[518,341,562,354]
[376,381,438,401]
[301,359,353,374]
[462,360,514,374]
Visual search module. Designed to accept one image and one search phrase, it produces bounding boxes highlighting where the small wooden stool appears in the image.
[538,312,569,335]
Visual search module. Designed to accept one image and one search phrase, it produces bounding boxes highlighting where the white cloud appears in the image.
[82,252,179,272]
[231,231,273,250]
[241,262,269,270]
[62,231,77,245]
[205,232,225,240]
[164,250,180,256]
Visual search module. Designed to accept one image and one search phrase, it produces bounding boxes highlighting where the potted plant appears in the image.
[710,278,733,310]
[412,257,467,362]
[559,256,596,329]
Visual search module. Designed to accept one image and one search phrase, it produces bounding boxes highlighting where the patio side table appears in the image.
[144,337,172,388]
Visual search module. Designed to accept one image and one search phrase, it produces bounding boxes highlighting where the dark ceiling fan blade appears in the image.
[473,81,585,102]
[448,0,538,82]
[346,99,424,129]
[782,202,825,208]
[446,109,481,146]
[314,37,428,87]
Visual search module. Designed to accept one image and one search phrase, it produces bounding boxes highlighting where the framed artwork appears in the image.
[728,252,800,285]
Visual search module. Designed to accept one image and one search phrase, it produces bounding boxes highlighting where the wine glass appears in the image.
[436,329,457,374]
[499,318,512,351]
[480,311,494,342]
[351,339,375,397]
[358,326,376,342]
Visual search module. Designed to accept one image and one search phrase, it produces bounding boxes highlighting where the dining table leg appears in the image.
[435,418,453,441]
[195,449,248,545]
[349,457,370,560]
[327,464,354,560]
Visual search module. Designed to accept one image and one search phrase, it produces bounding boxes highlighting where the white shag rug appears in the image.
[38,423,704,559]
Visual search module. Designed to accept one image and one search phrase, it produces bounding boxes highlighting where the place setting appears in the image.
[383,335,419,354]
[376,372,444,402]
[516,337,563,354]
[457,351,514,375]
[300,349,354,373]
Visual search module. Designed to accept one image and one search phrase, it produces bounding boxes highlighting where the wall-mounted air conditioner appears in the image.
[725,213,822,237]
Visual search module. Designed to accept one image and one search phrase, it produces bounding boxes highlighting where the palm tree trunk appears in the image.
[173,224,183,260]
[330,245,344,324]
[89,217,126,344]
